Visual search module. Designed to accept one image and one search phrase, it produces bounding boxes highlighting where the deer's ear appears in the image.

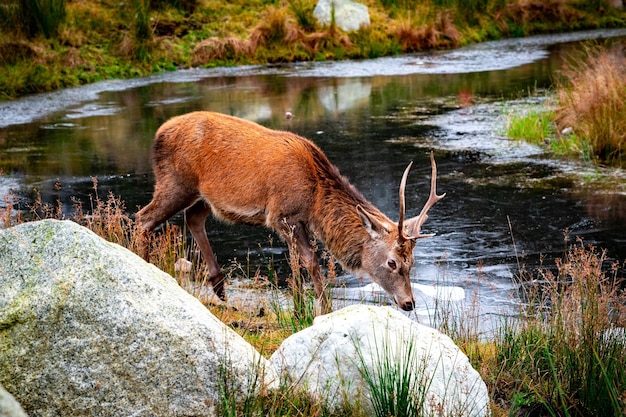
[357,205,390,238]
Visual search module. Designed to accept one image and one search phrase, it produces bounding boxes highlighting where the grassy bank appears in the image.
[1,0,626,100]
[506,39,626,167]
[2,174,625,416]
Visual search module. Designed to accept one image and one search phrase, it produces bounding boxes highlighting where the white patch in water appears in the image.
[353,282,465,302]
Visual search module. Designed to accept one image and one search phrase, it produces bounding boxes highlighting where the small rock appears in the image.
[174,257,193,273]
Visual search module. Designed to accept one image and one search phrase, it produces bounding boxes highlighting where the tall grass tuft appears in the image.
[506,108,556,145]
[14,0,67,39]
[555,43,626,165]
[495,239,626,416]
[288,0,317,32]
[355,333,428,417]
[249,7,291,50]
[393,11,460,52]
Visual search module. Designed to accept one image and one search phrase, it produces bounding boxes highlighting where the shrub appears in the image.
[555,42,626,165]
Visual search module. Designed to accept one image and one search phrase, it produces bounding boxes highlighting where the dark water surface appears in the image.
[2,29,626,331]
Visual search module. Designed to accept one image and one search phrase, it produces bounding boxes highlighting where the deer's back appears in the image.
[151,111,333,224]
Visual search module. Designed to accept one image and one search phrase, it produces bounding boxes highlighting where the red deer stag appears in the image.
[136,111,445,312]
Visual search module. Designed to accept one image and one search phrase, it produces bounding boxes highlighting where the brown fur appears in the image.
[136,111,443,312]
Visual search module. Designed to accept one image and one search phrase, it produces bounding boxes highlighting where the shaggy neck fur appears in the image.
[305,145,393,271]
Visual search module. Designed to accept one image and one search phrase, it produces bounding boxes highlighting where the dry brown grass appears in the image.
[555,42,626,164]
[539,241,626,334]
[247,5,351,57]
[249,7,294,50]
[4,178,185,288]
[190,5,352,64]
[191,37,251,65]
[393,11,460,52]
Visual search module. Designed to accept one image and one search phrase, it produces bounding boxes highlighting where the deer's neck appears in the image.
[311,172,385,272]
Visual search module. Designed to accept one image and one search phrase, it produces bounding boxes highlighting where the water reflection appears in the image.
[1,29,626,332]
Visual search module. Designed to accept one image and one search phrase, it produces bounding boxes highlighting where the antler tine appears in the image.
[398,161,413,242]
[411,151,446,239]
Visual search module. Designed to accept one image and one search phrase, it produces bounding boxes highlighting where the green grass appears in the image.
[506,109,556,145]
[504,107,590,158]
[354,331,429,417]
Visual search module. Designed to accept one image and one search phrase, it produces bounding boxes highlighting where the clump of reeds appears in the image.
[555,42,626,165]
[495,239,626,416]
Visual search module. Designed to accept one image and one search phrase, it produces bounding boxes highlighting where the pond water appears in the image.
[2,29,626,333]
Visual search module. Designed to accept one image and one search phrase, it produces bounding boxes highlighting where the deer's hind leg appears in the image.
[185,199,226,301]
[135,185,198,261]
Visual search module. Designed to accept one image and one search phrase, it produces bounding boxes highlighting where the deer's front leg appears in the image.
[285,223,331,315]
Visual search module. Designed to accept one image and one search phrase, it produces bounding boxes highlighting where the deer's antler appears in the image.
[402,152,445,240]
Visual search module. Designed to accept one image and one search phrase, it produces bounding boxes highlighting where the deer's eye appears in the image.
[387,260,397,270]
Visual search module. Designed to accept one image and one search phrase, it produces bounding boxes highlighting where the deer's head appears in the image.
[357,153,445,311]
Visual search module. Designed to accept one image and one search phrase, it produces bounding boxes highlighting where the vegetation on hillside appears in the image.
[1,0,626,100]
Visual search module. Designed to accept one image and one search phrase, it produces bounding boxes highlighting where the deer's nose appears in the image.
[399,299,415,311]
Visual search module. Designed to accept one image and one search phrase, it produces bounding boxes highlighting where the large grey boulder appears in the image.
[0,219,276,417]
[313,0,370,32]
[0,384,28,417]
[270,304,490,416]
